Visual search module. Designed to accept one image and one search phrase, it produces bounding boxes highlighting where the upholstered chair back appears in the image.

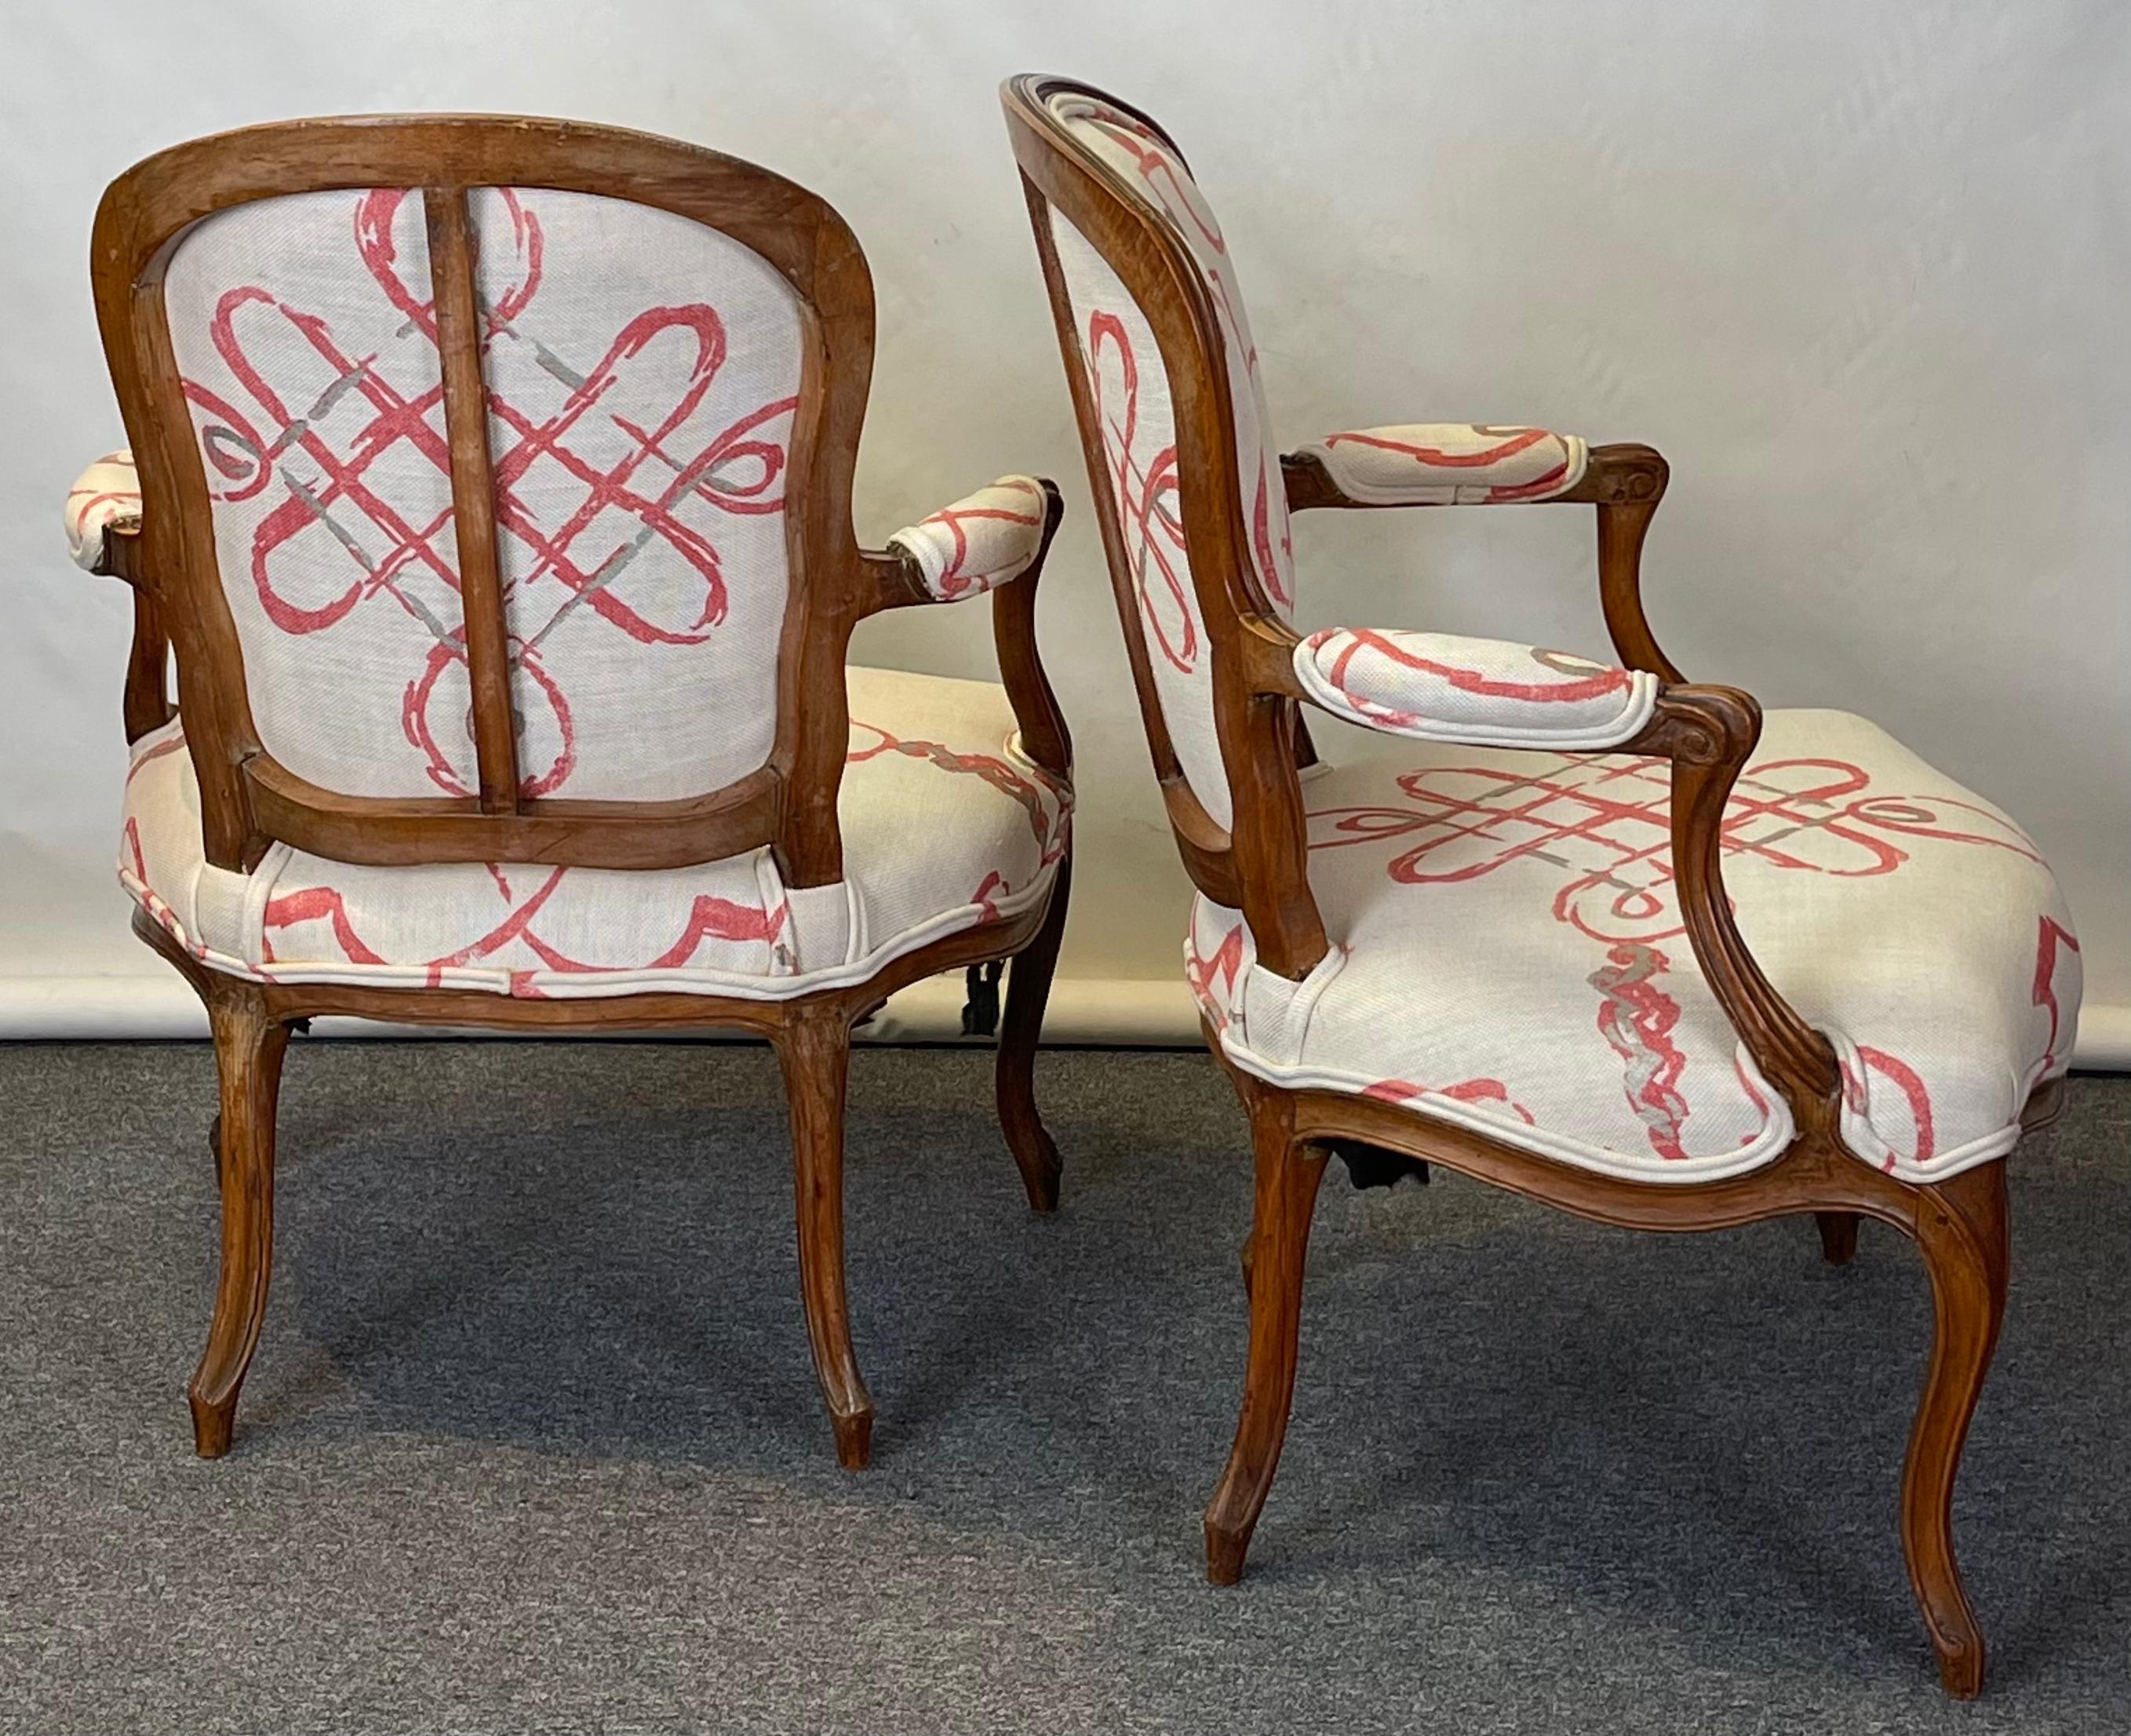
[1013,86,1291,836]
[165,186,804,805]
[93,121,875,880]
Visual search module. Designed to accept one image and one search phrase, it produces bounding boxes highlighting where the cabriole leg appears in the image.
[774,1004,875,1469]
[995,857,1071,1213]
[1204,1099,1328,1584]
[1900,1161,2010,1698]
[188,987,290,1458]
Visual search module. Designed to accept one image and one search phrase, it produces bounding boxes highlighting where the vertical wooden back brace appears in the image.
[421,185,520,815]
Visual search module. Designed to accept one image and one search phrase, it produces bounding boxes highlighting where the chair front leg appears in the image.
[189,984,290,1458]
[995,853,1071,1214]
[774,1002,875,1469]
[1901,1159,2010,1698]
[1204,1093,1328,1584]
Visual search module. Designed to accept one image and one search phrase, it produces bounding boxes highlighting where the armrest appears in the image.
[1286,424,1586,508]
[66,449,143,576]
[869,475,1072,783]
[1291,627,1658,748]
[885,475,1050,602]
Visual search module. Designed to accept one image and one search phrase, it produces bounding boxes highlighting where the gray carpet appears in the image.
[0,1042,2124,1735]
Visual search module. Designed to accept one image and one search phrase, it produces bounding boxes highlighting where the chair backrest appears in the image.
[93,116,876,883]
[1004,76,1326,970]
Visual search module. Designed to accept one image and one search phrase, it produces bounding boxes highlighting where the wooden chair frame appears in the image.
[90,115,1075,1472]
[1004,73,2057,1695]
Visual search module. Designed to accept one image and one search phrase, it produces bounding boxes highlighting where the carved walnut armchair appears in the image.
[65,116,1074,1472]
[1004,75,2078,1695]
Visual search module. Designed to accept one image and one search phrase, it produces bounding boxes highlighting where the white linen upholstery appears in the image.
[888,475,1048,601]
[121,666,1069,1001]
[65,450,141,571]
[1047,211,1233,829]
[1044,93,1298,832]
[1048,94,1295,616]
[1188,709,2079,1184]
[1297,424,1588,505]
[1293,628,1658,748]
[162,186,803,805]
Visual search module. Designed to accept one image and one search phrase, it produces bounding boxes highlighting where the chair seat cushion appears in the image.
[123,667,1069,1001]
[1188,709,2078,1184]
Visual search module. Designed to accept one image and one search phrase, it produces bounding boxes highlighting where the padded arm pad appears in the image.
[887,475,1048,602]
[1292,627,1658,748]
[66,449,142,573]
[1295,424,1587,505]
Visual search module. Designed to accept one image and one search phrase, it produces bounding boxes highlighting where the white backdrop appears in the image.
[2,0,2124,1057]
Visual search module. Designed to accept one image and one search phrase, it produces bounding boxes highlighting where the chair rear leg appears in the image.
[1816,1210,1860,1265]
[774,1004,876,1469]
[996,857,1070,1214]
[1204,1097,1328,1584]
[189,986,290,1458]
[1900,1160,2010,1698]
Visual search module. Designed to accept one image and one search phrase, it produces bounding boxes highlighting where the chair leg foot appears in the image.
[188,990,289,1460]
[1202,1101,1326,1587]
[1204,1513,1251,1586]
[1816,1210,1860,1265]
[1900,1162,2009,1699]
[830,1405,874,1472]
[1936,1642,1985,1701]
[996,858,1070,1214]
[188,1388,237,1459]
[776,1006,877,1469]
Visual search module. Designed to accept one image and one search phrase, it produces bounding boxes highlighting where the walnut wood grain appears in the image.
[189,978,289,1458]
[774,1001,873,1468]
[421,184,519,814]
[996,854,1071,1212]
[1203,1079,1326,1584]
[239,755,785,872]
[122,584,177,743]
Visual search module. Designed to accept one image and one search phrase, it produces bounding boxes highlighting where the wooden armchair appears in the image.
[66,115,1074,1471]
[1003,75,2078,1695]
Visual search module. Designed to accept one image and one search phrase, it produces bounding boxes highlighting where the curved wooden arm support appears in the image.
[98,523,177,744]
[1626,685,1842,1121]
[1577,446,1682,682]
[859,480,1072,784]
[987,478,1073,781]
[1280,441,1685,682]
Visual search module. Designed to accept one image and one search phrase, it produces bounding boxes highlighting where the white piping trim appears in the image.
[112,860,1059,1006]
[1291,636,1659,750]
[1212,1022,1802,1187]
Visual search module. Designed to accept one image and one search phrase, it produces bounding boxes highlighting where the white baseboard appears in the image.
[2073,1002,2131,1069]
[0,973,2124,1068]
